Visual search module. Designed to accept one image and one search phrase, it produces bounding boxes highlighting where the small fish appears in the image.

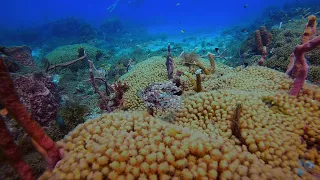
[56,115,65,129]
[215,48,219,53]
[244,4,248,8]
[181,30,185,33]
[176,3,180,6]
[241,29,247,33]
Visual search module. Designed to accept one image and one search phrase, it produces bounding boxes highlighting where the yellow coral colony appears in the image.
[40,112,298,180]
[40,53,320,179]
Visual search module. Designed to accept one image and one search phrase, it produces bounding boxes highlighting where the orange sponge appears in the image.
[301,15,317,44]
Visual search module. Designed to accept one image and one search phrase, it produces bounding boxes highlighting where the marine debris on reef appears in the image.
[0,58,61,179]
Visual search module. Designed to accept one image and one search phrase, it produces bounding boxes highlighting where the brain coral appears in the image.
[39,111,297,179]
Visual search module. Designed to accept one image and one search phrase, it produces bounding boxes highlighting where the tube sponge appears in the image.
[301,15,317,44]
[0,116,34,180]
[289,15,320,96]
[0,58,61,170]
[290,35,320,96]
[255,30,264,53]
[208,53,215,73]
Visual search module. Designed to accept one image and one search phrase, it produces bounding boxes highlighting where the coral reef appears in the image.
[254,26,272,65]
[88,59,128,112]
[243,16,320,83]
[120,55,233,111]
[58,102,88,127]
[287,15,319,96]
[12,72,60,126]
[3,6,320,180]
[139,81,182,113]
[0,116,34,180]
[40,111,297,180]
[0,58,61,179]
[173,85,320,178]
[45,43,107,72]
[0,45,35,66]
[46,102,89,142]
[165,43,174,79]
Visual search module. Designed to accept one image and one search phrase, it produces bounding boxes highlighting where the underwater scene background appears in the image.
[1,0,320,179]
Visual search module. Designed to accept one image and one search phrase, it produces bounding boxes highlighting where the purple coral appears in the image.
[12,72,60,126]
[139,81,182,110]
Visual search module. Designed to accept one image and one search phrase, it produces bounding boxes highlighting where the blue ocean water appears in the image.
[0,0,314,34]
[1,0,318,56]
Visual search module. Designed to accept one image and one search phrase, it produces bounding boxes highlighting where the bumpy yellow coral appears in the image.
[173,87,320,176]
[40,111,298,179]
[40,112,226,179]
[120,56,184,110]
[203,66,292,92]
[40,56,320,179]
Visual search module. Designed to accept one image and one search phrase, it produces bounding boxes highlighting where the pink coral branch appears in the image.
[289,35,320,96]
